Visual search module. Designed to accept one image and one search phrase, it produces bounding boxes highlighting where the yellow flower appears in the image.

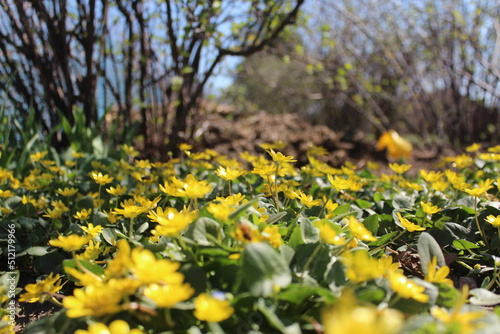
[194,293,234,322]
[135,195,161,210]
[420,170,444,183]
[207,202,234,222]
[49,234,91,252]
[0,315,15,333]
[291,189,323,208]
[322,289,403,334]
[252,164,277,177]
[397,212,425,232]
[485,215,500,227]
[63,285,123,318]
[261,226,283,248]
[463,179,494,197]
[179,143,193,152]
[89,171,114,185]
[80,223,103,238]
[267,149,297,164]
[378,255,403,276]
[76,240,104,261]
[19,273,65,303]
[75,320,144,334]
[376,130,412,160]
[387,271,429,303]
[143,283,194,307]
[231,223,262,243]
[74,209,92,220]
[122,144,139,157]
[431,286,486,334]
[431,180,450,192]
[342,250,383,283]
[130,248,184,285]
[421,201,441,215]
[346,216,376,242]
[388,163,412,174]
[72,151,85,159]
[366,161,380,170]
[259,141,287,150]
[216,193,246,205]
[170,174,212,199]
[445,170,468,191]
[106,185,127,196]
[451,153,474,169]
[30,151,48,163]
[215,166,245,181]
[113,200,149,219]
[466,143,481,153]
[327,175,350,191]
[307,145,328,157]
[56,187,78,197]
[135,159,151,169]
[324,198,339,219]
[315,220,346,246]
[425,256,453,286]
[399,180,423,192]
[148,206,197,236]
[104,240,132,278]
[0,190,14,198]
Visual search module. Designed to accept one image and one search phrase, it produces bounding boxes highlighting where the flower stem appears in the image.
[369,230,406,256]
[299,243,322,284]
[128,217,134,239]
[473,197,489,248]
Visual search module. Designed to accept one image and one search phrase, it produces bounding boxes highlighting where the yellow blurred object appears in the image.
[376,130,412,160]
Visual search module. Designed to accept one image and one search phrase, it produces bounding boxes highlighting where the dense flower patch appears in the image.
[2,142,500,333]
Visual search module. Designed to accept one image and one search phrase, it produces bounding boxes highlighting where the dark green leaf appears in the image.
[418,232,446,275]
[242,243,292,297]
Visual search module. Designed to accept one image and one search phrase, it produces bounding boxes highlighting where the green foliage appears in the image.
[2,141,500,333]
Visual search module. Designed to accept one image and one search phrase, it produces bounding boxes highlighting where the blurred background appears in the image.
[0,0,498,162]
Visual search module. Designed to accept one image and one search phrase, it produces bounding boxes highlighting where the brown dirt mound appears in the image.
[195,108,367,166]
[193,107,443,171]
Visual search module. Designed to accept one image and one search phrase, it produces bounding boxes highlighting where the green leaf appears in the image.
[278,284,335,305]
[355,199,373,209]
[418,232,446,275]
[266,211,287,224]
[256,298,286,332]
[242,243,292,297]
[300,217,319,243]
[26,246,51,256]
[435,283,460,308]
[101,228,117,246]
[393,195,412,209]
[76,196,95,211]
[229,197,260,220]
[452,239,479,250]
[63,259,104,279]
[469,288,500,306]
[34,252,66,275]
[369,231,398,247]
[362,214,379,235]
[357,285,386,304]
[332,204,351,216]
[185,217,222,246]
